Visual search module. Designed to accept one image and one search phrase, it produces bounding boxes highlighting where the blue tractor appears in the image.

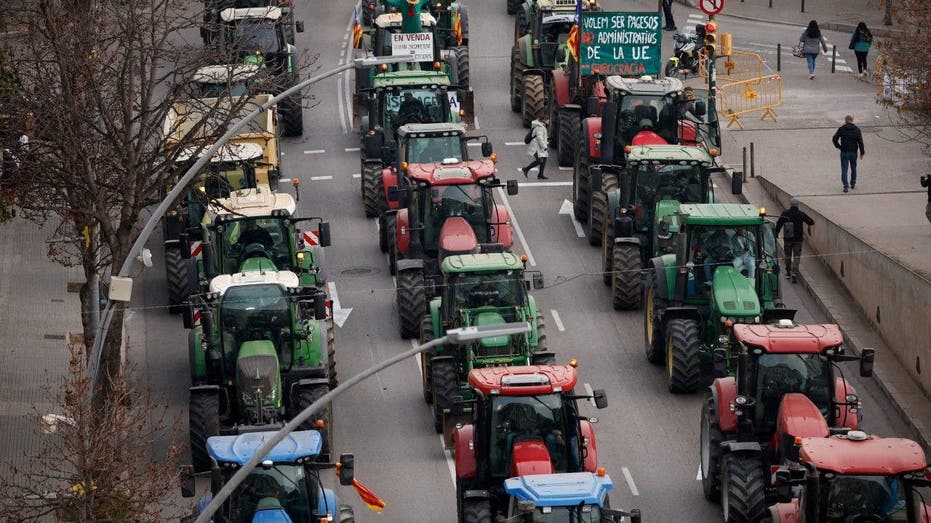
[500,472,641,522]
[181,430,355,523]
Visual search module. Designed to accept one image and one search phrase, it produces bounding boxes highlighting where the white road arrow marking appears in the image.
[559,199,585,238]
[550,309,565,332]
[326,282,352,328]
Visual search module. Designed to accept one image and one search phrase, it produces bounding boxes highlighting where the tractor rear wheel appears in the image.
[506,0,520,14]
[361,163,384,218]
[386,214,398,274]
[573,138,591,221]
[378,214,388,253]
[431,359,457,434]
[462,498,492,523]
[521,74,545,128]
[722,454,767,523]
[612,243,642,310]
[189,392,220,472]
[701,395,725,501]
[510,45,524,113]
[453,46,470,89]
[396,268,426,338]
[294,384,333,459]
[643,277,666,364]
[600,173,619,284]
[420,315,435,404]
[338,504,355,523]
[279,93,304,137]
[165,247,194,314]
[327,319,337,389]
[534,310,547,354]
[557,109,580,167]
[666,318,701,393]
[589,183,607,247]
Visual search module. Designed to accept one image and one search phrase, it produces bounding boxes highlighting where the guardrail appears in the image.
[699,50,765,84]
[716,74,782,129]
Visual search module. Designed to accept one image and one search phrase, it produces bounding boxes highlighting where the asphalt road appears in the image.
[125,1,919,521]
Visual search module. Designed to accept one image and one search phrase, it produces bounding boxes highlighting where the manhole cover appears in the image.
[340,267,377,277]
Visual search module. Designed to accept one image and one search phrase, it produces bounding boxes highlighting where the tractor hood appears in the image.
[438,216,479,256]
[503,472,614,508]
[509,439,554,478]
[473,311,510,348]
[251,498,294,523]
[711,266,760,318]
[239,255,279,273]
[776,393,829,443]
[207,430,323,465]
[799,435,927,475]
[237,340,281,408]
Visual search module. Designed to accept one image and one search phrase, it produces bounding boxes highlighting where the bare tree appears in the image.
[0,344,184,521]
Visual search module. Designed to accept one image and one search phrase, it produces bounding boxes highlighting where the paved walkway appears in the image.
[678,0,897,36]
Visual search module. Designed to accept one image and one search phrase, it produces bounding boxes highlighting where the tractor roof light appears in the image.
[596,467,606,477]
[709,148,719,157]
[433,61,442,70]
[490,153,498,163]
[379,64,388,72]
[759,207,766,216]
[401,161,409,170]
[315,419,325,428]
[459,109,466,117]
[624,145,632,153]
[568,358,578,368]
[734,395,748,406]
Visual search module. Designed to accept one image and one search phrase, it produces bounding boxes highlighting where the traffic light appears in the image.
[721,32,733,57]
[704,21,717,54]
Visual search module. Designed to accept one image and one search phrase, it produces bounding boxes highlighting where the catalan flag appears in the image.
[453,7,463,46]
[352,5,364,48]
[352,478,386,512]
[566,0,582,62]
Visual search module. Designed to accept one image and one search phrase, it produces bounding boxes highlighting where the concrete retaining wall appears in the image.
[758,176,931,397]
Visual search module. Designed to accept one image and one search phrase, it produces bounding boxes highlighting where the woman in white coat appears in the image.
[521,116,550,180]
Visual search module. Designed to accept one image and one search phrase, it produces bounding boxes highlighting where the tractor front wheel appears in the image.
[665,318,701,393]
[189,392,220,473]
[573,139,592,222]
[420,315,436,404]
[396,268,426,338]
[165,247,195,314]
[326,319,337,389]
[361,163,384,218]
[338,504,355,523]
[293,385,333,459]
[701,395,725,501]
[431,359,457,434]
[722,454,767,523]
[612,243,642,310]
[462,498,492,523]
[643,278,666,364]
[533,310,547,354]
[589,183,607,247]
[557,109,580,167]
[600,173,619,284]
[386,214,398,275]
[453,46,470,89]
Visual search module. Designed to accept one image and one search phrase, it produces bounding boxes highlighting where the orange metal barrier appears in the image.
[716,74,782,129]
[699,50,765,84]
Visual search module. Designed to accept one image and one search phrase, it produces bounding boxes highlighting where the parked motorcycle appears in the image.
[664,31,703,78]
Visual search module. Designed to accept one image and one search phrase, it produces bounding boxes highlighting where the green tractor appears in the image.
[642,203,789,393]
[183,270,335,472]
[419,252,551,439]
[593,145,726,310]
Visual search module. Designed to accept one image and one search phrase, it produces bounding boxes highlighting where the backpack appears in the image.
[524,129,534,144]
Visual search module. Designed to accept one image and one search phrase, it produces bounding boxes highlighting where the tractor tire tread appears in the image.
[611,243,643,310]
[397,269,426,338]
[667,318,701,393]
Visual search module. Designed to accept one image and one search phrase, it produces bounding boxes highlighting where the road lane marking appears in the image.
[352,173,361,178]
[495,187,536,266]
[622,467,640,496]
[697,465,702,480]
[558,199,586,237]
[521,181,572,187]
[558,166,572,171]
[550,309,565,332]
[504,142,525,146]
[304,149,325,154]
[345,147,360,152]
[474,115,480,130]
[311,175,333,181]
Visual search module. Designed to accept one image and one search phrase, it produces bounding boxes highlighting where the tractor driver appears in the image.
[701,228,735,283]
[731,226,757,279]
[827,476,899,523]
[499,402,568,471]
[465,279,508,308]
[238,220,275,250]
[398,92,428,126]
[655,171,694,203]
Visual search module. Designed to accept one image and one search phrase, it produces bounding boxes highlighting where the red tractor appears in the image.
[386,157,518,338]
[767,433,931,523]
[700,320,876,522]
[452,364,608,522]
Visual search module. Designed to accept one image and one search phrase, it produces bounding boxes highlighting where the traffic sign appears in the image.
[699,0,724,16]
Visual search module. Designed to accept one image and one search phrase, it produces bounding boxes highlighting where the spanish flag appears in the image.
[453,8,462,46]
[352,5,364,48]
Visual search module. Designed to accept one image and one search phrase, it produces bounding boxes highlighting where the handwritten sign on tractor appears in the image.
[579,12,662,77]
[391,32,434,62]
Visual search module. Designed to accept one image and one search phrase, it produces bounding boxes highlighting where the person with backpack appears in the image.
[520,116,549,180]
[799,20,828,79]
[775,198,815,283]
[849,22,873,77]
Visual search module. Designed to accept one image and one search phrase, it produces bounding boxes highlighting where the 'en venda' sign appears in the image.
[391,32,434,61]
[579,12,662,77]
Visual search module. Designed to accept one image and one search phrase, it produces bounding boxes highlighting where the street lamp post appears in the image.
[87,55,410,388]
[192,322,532,523]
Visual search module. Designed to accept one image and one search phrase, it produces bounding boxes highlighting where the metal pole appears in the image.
[884,0,892,26]
[776,43,781,72]
[801,0,805,13]
[742,146,747,179]
[750,142,755,178]
[831,45,836,74]
[89,223,100,342]
[192,322,531,523]
[87,56,409,387]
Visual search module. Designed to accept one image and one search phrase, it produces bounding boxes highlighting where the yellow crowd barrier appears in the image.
[698,50,765,85]
[717,74,783,129]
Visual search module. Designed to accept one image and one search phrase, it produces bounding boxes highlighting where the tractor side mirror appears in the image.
[693,99,707,117]
[338,453,354,486]
[859,347,875,377]
[203,242,218,280]
[506,179,519,195]
[592,389,608,409]
[731,170,743,195]
[182,304,194,330]
[179,465,195,498]
[657,220,672,240]
[481,142,493,157]
[318,222,332,247]
[296,21,305,33]
[712,348,727,378]
[314,292,327,320]
[531,273,544,289]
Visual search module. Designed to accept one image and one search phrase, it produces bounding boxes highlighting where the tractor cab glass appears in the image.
[681,87,721,149]
[406,135,465,164]
[198,81,251,98]
[384,89,449,135]
[688,224,761,290]
[218,218,292,273]
[489,394,578,477]
[538,17,574,68]
[630,163,704,224]
[233,20,284,57]
[201,160,257,199]
[751,353,833,432]
[224,464,313,523]
[818,474,908,522]
[451,270,526,311]
[504,499,605,523]
[617,95,679,146]
[416,184,493,251]
[219,284,291,365]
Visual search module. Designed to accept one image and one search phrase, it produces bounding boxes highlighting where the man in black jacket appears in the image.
[775,198,815,283]
[921,174,931,225]
[832,115,865,193]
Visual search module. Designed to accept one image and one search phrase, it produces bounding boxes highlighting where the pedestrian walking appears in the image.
[520,116,549,180]
[921,174,931,225]
[775,198,815,283]
[661,0,676,31]
[832,115,865,193]
[799,20,828,79]
[849,22,873,77]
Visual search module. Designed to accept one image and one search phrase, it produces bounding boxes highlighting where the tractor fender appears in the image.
[613,235,641,247]
[396,258,424,273]
[517,34,533,68]
[522,67,545,81]
[453,423,477,479]
[360,114,370,134]
[605,186,620,227]
[661,306,701,323]
[646,256,671,302]
[397,208,410,254]
[711,377,738,433]
[768,500,800,523]
[462,489,490,501]
[720,441,763,454]
[316,488,339,519]
[362,127,385,159]
[288,378,329,401]
[612,212,638,242]
[580,418,598,472]
[551,68,572,107]
[834,378,860,430]
[190,384,220,395]
[188,327,208,384]
[581,116,603,161]
[490,204,514,249]
[428,298,442,341]
[381,165,399,210]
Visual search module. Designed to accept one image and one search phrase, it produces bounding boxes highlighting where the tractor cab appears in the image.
[502,472,642,523]
[398,122,470,165]
[215,7,295,73]
[181,430,355,523]
[768,434,931,523]
[192,64,264,98]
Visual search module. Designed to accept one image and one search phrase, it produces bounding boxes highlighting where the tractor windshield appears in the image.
[198,81,251,98]
[751,353,833,433]
[385,89,448,130]
[688,224,762,291]
[234,21,282,55]
[219,283,291,358]
[406,135,465,164]
[416,183,492,251]
[217,217,293,273]
[618,95,679,146]
[201,161,256,199]
[539,18,574,68]
[225,464,314,523]
[489,394,576,477]
[452,270,526,310]
[819,474,908,522]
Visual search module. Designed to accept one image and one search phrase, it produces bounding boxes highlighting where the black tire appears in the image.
[165,247,194,314]
[431,359,457,434]
[338,504,355,523]
[589,183,607,247]
[534,310,547,354]
[612,243,642,310]
[506,0,520,15]
[361,163,384,218]
[521,74,545,128]
[396,269,426,338]
[293,385,333,459]
[510,45,524,113]
[454,46,470,89]
[600,173,619,285]
[462,498,492,523]
[665,58,680,79]
[643,276,666,364]
[386,214,398,275]
[666,318,701,393]
[557,110,581,167]
[701,395,725,502]
[573,139,591,222]
[189,392,220,473]
[378,214,388,253]
[420,315,435,404]
[279,93,304,137]
[326,319,337,389]
[722,454,767,523]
